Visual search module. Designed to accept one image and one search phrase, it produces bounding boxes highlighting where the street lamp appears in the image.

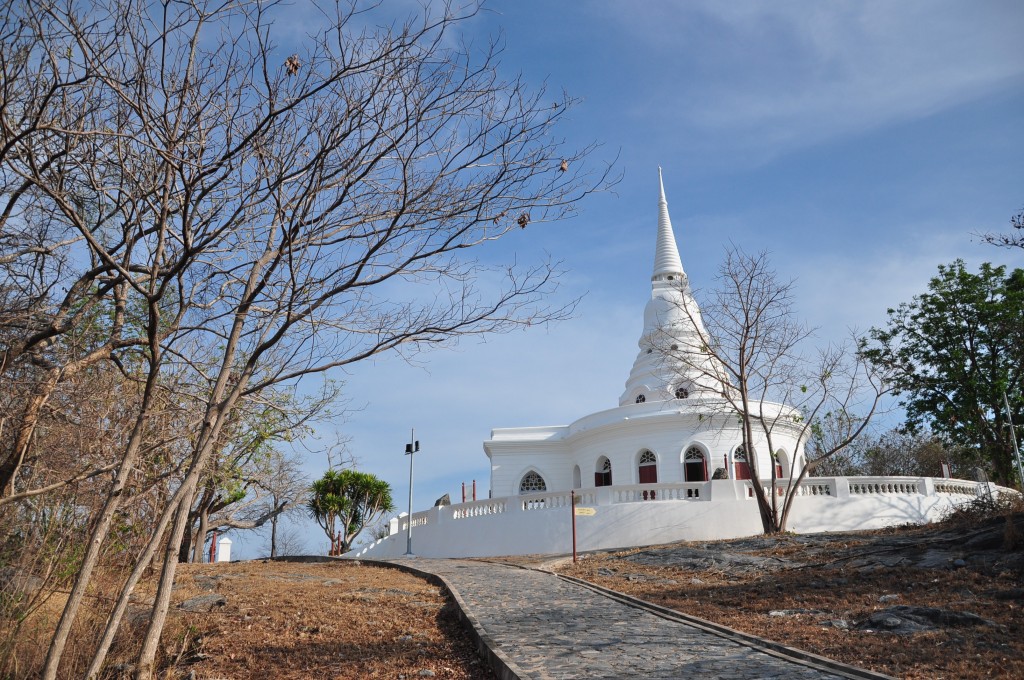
[1004,392,1023,489]
[404,431,420,556]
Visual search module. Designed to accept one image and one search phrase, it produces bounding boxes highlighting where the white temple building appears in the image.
[351,171,1004,560]
[484,169,804,500]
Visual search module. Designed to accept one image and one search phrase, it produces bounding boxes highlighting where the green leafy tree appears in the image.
[308,470,348,556]
[862,260,1024,486]
[308,469,394,555]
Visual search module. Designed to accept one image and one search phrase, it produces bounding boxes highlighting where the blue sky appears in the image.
[236,0,1024,557]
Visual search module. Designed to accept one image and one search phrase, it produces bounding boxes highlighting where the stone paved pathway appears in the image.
[388,559,883,680]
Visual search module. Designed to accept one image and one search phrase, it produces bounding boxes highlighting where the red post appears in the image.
[472,479,477,501]
[208,530,217,563]
[571,490,577,564]
[462,482,466,503]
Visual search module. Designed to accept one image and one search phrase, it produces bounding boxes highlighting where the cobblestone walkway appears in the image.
[387,559,885,680]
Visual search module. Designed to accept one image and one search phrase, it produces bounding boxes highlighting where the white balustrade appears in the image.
[849,477,923,496]
[611,483,707,503]
[934,480,982,496]
[743,479,832,499]
[793,481,833,497]
[452,499,507,519]
[397,512,430,531]
[517,490,590,511]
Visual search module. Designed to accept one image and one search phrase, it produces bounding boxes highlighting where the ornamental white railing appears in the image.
[934,480,984,496]
[451,498,508,519]
[848,477,923,495]
[611,483,708,503]
[791,480,833,496]
[516,489,597,511]
[742,479,834,499]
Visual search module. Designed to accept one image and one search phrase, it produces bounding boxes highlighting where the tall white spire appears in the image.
[653,167,685,281]
[618,169,726,407]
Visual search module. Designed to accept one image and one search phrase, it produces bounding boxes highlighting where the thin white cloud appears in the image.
[606,0,1024,161]
[781,226,1024,340]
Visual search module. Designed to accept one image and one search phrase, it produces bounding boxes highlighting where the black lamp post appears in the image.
[404,431,420,556]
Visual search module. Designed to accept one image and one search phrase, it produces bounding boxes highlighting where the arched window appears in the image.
[635,394,646,404]
[733,445,752,481]
[519,471,547,494]
[595,456,612,487]
[572,465,582,489]
[638,450,658,484]
[684,446,707,482]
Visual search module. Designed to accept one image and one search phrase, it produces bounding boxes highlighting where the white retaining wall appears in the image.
[348,477,1003,560]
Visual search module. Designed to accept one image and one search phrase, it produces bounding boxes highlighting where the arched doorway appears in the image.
[684,446,708,482]
[638,450,658,484]
[595,456,612,487]
[774,450,788,478]
[733,445,752,480]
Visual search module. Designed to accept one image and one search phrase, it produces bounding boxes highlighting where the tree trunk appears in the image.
[85,446,227,677]
[133,365,251,676]
[0,368,60,497]
[270,510,278,558]
[737,380,775,534]
[83,489,182,679]
[188,488,214,563]
[42,358,161,680]
[191,504,211,564]
[777,466,812,532]
[135,491,195,679]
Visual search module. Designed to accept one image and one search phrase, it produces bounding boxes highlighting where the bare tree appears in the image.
[262,520,309,558]
[663,247,892,534]
[1,1,612,678]
[977,209,1024,250]
[813,424,975,479]
[258,450,310,559]
[0,1,165,501]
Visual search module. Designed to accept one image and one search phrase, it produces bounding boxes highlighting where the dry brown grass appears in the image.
[165,560,492,680]
[2,561,493,679]
[0,574,150,678]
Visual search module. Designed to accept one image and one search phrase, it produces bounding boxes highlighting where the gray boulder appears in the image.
[178,593,226,612]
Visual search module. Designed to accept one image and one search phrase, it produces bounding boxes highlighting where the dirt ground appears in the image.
[165,560,491,680]
[552,512,1024,679]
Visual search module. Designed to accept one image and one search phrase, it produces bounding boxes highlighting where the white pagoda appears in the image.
[484,169,805,499]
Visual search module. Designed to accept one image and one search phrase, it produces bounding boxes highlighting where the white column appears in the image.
[215,537,232,563]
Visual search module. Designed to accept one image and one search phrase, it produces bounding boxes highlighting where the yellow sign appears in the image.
[574,507,596,516]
